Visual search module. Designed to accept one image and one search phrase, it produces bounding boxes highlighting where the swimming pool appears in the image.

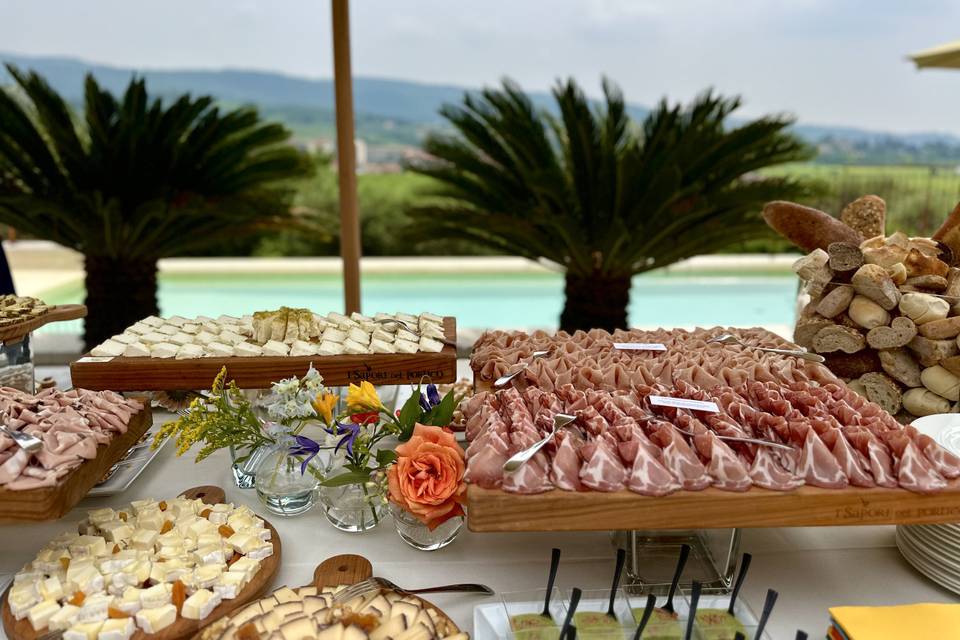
[40,270,800,331]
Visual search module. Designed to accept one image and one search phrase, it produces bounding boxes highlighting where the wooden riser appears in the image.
[467,483,960,531]
[0,403,152,522]
[0,304,86,345]
[71,318,458,390]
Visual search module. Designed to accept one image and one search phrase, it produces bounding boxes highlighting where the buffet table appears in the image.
[1,410,956,639]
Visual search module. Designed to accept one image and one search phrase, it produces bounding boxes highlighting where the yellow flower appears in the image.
[346,381,382,413]
[312,392,338,424]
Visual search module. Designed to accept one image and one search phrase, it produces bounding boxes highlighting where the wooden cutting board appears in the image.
[0,304,86,345]
[1,485,282,640]
[70,318,458,391]
[197,554,461,640]
[0,402,153,522]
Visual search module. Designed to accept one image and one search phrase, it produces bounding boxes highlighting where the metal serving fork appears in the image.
[493,350,552,388]
[670,426,795,452]
[0,425,43,453]
[708,333,825,363]
[331,576,494,605]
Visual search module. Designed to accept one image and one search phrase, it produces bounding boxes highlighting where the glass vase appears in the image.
[390,503,463,551]
[254,442,320,516]
[230,444,271,489]
[318,482,387,533]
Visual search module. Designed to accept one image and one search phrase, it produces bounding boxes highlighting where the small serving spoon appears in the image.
[542,548,562,618]
[755,589,779,639]
[493,350,552,388]
[728,553,752,615]
[661,544,691,615]
[559,588,582,640]
[708,333,825,363]
[684,581,701,640]
[631,594,657,640]
[503,414,578,472]
[607,548,626,619]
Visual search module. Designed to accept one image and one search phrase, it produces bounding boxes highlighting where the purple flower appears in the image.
[419,383,441,412]
[288,435,321,475]
[327,421,361,456]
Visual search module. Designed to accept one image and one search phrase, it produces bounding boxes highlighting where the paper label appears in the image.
[614,342,667,351]
[77,356,113,363]
[649,396,719,413]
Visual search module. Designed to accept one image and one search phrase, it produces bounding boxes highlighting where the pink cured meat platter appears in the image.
[464,327,960,532]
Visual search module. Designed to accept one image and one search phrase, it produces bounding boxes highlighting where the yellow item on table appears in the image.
[830,603,960,639]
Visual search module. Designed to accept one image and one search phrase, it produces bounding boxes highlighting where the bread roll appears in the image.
[904,248,950,278]
[828,242,865,273]
[764,201,863,252]
[859,372,902,414]
[921,365,960,401]
[794,316,835,350]
[866,316,916,349]
[851,264,900,310]
[879,348,922,387]
[886,262,908,285]
[792,249,833,298]
[847,295,890,329]
[816,286,855,319]
[918,316,960,340]
[903,388,952,416]
[899,292,950,325]
[812,325,866,354]
[908,335,959,367]
[840,195,885,239]
[821,349,882,379]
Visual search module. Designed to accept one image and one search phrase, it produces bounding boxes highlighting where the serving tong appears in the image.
[493,349,552,388]
[502,413,579,472]
[708,333,825,363]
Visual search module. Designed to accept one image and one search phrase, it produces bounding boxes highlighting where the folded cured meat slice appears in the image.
[915,433,960,480]
[819,429,875,488]
[692,430,752,491]
[649,422,711,491]
[0,447,28,484]
[627,439,681,496]
[503,451,554,494]
[796,428,848,489]
[579,437,627,492]
[883,431,948,494]
[845,427,897,489]
[749,446,803,491]
[550,431,583,491]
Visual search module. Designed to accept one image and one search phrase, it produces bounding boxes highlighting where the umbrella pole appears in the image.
[331,0,361,314]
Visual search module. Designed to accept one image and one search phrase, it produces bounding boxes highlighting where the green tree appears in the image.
[409,78,813,331]
[0,65,313,348]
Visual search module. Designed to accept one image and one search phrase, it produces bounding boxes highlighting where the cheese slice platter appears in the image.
[0,303,86,345]
[1,485,281,640]
[71,314,458,390]
[196,554,463,640]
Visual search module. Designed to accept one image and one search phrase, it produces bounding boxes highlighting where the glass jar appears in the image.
[254,441,320,516]
[390,503,464,551]
[318,482,387,533]
[230,444,271,489]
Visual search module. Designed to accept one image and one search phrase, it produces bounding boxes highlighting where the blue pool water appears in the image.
[43,271,799,330]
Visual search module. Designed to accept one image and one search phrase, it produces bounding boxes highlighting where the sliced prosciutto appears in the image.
[580,437,627,492]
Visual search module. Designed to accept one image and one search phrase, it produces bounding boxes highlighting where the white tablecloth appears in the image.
[2,423,958,639]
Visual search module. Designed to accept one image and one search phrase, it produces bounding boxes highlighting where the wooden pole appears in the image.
[331,0,361,314]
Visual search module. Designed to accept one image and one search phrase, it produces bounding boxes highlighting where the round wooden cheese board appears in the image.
[196,554,462,640]
[1,485,282,640]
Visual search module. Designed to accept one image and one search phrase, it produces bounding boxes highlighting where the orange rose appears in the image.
[387,423,466,530]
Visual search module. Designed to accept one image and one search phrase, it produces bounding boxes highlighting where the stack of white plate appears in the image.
[896,413,960,595]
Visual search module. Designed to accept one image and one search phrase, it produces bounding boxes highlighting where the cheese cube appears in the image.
[150,559,190,583]
[418,337,444,353]
[135,509,165,531]
[317,341,344,356]
[394,339,419,354]
[341,338,367,354]
[262,340,290,356]
[181,588,222,620]
[175,343,204,359]
[228,557,260,582]
[140,332,167,345]
[27,598,60,628]
[370,328,394,343]
[168,332,194,346]
[122,342,150,357]
[218,330,244,346]
[370,339,396,354]
[166,315,189,327]
[34,548,66,573]
[186,517,217,540]
[135,604,177,633]
[77,593,114,623]
[193,330,218,346]
[140,583,172,609]
[8,587,40,620]
[279,616,316,640]
[131,529,158,550]
[142,316,164,327]
[98,521,133,544]
[69,565,105,595]
[65,557,95,581]
[213,571,246,600]
[225,532,260,555]
[233,342,262,357]
[130,499,158,515]
[206,341,234,358]
[117,588,143,615]
[395,328,419,343]
[98,617,135,640]
[88,508,116,525]
[347,327,371,345]
[321,328,347,344]
[201,321,220,334]
[149,342,178,358]
[123,560,152,586]
[181,323,199,334]
[156,324,178,336]
[289,340,317,357]
[195,544,226,566]
[126,322,151,335]
[38,576,64,601]
[420,323,445,341]
[419,312,443,324]
[64,621,104,640]
[217,314,240,325]
[90,340,125,358]
[192,564,223,589]
[207,504,233,525]
[246,540,274,561]
[49,603,80,631]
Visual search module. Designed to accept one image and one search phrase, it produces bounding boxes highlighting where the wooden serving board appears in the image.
[0,402,152,522]
[1,485,282,640]
[70,318,458,391]
[467,481,960,531]
[0,304,86,345]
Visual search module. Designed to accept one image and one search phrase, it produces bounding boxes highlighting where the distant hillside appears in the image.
[4,51,960,165]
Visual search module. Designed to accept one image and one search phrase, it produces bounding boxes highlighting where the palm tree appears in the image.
[409,78,813,331]
[0,65,313,348]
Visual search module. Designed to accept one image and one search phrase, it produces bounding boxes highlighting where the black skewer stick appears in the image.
[607,548,626,618]
[559,588,582,640]
[684,581,702,640]
[733,634,745,640]
[727,553,753,615]
[542,548,562,617]
[631,594,657,640]
[567,627,577,640]
[662,543,691,614]
[796,632,808,640]
[754,589,779,639]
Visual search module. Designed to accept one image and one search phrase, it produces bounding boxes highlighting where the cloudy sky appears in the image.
[3,0,960,134]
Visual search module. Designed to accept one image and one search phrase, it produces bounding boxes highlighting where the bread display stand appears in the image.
[70,318,458,390]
